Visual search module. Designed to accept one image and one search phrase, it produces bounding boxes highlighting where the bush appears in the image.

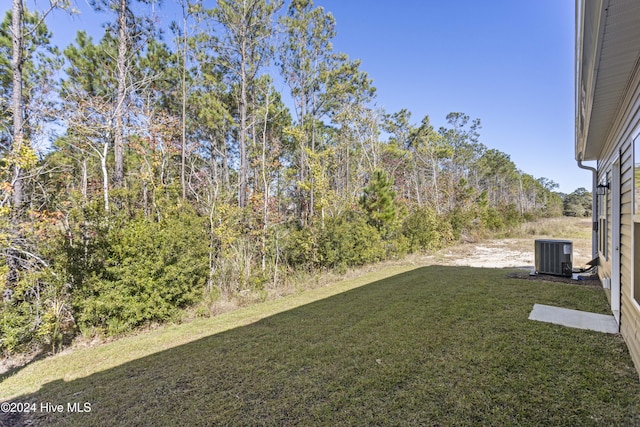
[72,207,209,336]
[283,226,319,269]
[384,233,410,259]
[0,300,34,355]
[498,203,523,228]
[0,270,74,355]
[480,206,504,231]
[317,213,385,269]
[402,207,453,252]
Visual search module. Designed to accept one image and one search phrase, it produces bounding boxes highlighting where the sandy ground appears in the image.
[436,236,593,270]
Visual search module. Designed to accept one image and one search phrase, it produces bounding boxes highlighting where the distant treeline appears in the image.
[562,188,592,217]
[1,0,574,354]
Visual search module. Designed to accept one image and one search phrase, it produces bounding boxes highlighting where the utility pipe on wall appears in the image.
[577,154,598,260]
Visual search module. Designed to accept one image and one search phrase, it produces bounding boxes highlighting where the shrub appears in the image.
[72,208,209,335]
[0,300,34,355]
[480,206,504,231]
[447,206,476,240]
[317,213,385,269]
[283,226,319,269]
[498,203,523,228]
[384,232,410,259]
[402,207,453,252]
[0,270,74,355]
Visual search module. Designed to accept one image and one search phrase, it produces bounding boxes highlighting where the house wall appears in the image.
[597,58,640,374]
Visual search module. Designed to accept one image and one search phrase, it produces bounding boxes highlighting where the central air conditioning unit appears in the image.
[535,239,573,277]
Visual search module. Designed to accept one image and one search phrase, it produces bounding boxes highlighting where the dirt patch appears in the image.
[437,233,593,271]
[441,239,535,269]
[434,226,601,287]
[0,348,47,377]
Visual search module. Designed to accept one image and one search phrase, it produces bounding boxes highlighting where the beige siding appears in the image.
[622,298,640,370]
[597,59,640,375]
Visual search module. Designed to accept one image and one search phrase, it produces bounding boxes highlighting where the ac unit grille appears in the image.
[535,239,573,277]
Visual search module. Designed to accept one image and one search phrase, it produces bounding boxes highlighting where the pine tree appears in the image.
[360,169,397,234]
[203,0,282,208]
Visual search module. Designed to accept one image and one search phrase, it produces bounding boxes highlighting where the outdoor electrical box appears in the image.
[535,239,573,277]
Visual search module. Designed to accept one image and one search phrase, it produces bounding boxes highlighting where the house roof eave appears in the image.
[575,0,640,162]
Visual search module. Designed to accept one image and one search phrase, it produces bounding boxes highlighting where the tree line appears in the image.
[1,0,567,354]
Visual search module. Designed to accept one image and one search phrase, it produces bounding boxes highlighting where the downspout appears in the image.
[577,153,598,260]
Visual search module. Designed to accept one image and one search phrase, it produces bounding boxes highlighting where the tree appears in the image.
[2,10,50,198]
[537,177,563,217]
[279,0,336,222]
[279,2,376,224]
[5,2,67,210]
[383,109,412,149]
[380,110,412,203]
[407,115,450,212]
[188,66,233,196]
[61,31,119,211]
[113,0,127,187]
[324,54,376,210]
[134,38,188,216]
[563,187,592,217]
[360,169,397,235]
[175,0,193,199]
[2,0,74,353]
[2,4,63,274]
[476,148,518,206]
[10,0,26,210]
[202,0,283,208]
[89,0,156,188]
[0,0,576,355]
[252,75,290,271]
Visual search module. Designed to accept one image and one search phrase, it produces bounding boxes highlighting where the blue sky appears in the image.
[31,0,587,193]
[312,0,584,193]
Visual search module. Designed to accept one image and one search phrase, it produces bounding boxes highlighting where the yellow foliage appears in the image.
[283,126,306,142]
[210,203,244,250]
[6,144,39,171]
[304,148,334,212]
[18,144,38,170]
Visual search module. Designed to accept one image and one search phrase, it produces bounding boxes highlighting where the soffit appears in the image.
[577,0,640,160]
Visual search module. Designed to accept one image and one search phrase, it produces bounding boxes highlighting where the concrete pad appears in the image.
[529,304,619,334]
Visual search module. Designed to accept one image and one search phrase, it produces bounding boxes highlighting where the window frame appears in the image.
[633,137,640,305]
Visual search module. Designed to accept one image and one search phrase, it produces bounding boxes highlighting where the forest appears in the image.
[1,0,572,355]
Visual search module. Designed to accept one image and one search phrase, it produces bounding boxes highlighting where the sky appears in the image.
[19,0,588,194]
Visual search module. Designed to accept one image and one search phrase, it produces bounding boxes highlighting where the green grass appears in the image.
[2,266,639,426]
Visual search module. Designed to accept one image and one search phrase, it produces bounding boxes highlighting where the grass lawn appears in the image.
[2,265,639,426]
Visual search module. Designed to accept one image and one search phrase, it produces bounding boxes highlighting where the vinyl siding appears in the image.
[596,58,640,375]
